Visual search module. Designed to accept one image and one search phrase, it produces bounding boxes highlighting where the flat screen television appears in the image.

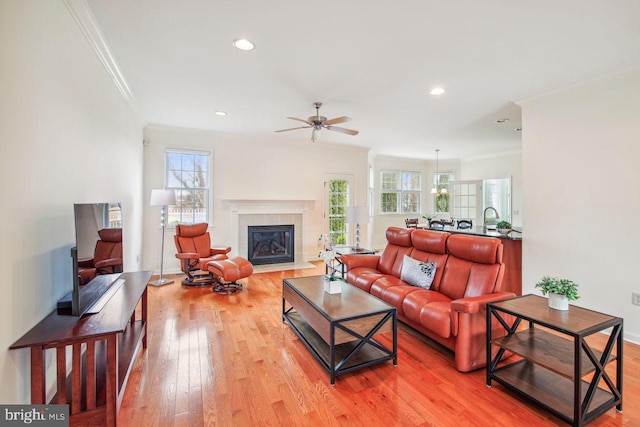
[57,202,124,316]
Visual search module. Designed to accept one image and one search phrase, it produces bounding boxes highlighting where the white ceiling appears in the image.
[86,0,640,160]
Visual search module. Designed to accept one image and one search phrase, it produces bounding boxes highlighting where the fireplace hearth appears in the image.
[248,225,294,265]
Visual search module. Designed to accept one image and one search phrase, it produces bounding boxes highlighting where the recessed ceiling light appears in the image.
[233,38,255,51]
[214,111,227,116]
[495,118,510,124]
[430,87,445,95]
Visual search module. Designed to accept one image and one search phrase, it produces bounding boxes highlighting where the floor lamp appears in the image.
[149,189,177,286]
[346,206,370,249]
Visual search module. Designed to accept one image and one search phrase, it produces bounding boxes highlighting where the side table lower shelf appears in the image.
[492,360,618,423]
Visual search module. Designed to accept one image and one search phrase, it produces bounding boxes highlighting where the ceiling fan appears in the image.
[275,102,359,142]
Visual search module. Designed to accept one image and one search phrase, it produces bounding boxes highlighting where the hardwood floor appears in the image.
[118,262,639,426]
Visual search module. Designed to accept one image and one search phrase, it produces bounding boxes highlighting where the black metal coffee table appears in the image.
[282,275,397,385]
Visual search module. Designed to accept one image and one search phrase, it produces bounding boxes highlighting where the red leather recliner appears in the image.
[174,223,253,293]
[174,223,231,286]
[77,228,123,286]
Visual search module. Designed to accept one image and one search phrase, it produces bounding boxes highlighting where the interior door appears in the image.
[324,174,353,246]
[450,180,482,226]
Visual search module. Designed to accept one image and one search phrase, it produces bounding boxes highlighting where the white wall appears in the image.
[520,67,640,343]
[142,125,370,273]
[0,0,143,403]
[460,150,523,227]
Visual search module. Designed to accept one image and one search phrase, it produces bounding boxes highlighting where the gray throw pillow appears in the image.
[400,255,437,289]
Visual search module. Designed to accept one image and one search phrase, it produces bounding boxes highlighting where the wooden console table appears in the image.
[10,271,152,426]
[487,295,623,426]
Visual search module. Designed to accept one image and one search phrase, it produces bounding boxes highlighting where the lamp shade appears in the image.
[346,206,370,224]
[150,189,176,206]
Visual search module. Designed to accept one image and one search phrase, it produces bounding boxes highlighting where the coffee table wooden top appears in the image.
[283,276,394,321]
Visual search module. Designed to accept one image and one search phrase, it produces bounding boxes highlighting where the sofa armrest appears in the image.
[339,254,380,271]
[94,258,123,269]
[451,292,516,314]
[77,258,94,268]
[176,252,200,260]
[211,247,231,255]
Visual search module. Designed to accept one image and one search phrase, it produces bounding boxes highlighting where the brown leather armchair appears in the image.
[77,228,123,286]
[174,223,230,286]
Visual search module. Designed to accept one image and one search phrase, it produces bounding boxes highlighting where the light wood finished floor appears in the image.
[118,262,639,426]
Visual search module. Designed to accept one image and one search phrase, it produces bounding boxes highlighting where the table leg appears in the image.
[30,347,46,404]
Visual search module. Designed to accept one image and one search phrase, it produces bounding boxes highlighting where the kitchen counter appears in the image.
[417,225,522,240]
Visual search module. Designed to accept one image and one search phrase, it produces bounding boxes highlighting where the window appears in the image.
[380,170,421,214]
[165,149,210,225]
[483,178,511,222]
[327,179,350,245]
[434,172,454,214]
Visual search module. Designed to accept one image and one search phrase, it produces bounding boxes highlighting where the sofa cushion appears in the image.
[402,290,453,338]
[446,234,503,264]
[369,276,420,315]
[400,255,437,289]
[411,229,448,254]
[377,227,414,276]
[419,301,452,338]
[370,275,405,299]
[348,270,385,292]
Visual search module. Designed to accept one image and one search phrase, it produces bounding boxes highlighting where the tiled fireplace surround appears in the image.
[226,199,315,265]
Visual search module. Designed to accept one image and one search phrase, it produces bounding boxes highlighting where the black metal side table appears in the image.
[324,246,375,277]
[487,294,623,426]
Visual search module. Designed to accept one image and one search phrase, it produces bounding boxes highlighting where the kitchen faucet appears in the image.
[483,207,500,232]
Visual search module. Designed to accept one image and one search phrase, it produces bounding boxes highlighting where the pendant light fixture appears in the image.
[431,149,447,195]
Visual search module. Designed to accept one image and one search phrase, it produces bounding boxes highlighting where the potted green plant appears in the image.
[534,276,579,310]
[323,270,345,294]
[496,220,512,235]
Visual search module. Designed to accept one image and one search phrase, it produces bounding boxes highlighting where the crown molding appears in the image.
[64,0,134,105]
[515,62,640,106]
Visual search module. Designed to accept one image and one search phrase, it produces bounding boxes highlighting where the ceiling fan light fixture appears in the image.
[430,87,445,95]
[275,102,358,142]
[233,38,255,51]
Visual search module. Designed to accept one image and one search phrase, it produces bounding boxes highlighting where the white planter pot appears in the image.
[548,292,569,310]
[324,278,342,294]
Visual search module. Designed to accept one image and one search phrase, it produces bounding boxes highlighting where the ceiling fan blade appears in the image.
[275,126,311,133]
[325,125,359,136]
[286,117,311,125]
[324,116,351,126]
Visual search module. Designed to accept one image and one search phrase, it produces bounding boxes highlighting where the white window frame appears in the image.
[380,170,421,214]
[165,148,211,226]
[434,171,454,214]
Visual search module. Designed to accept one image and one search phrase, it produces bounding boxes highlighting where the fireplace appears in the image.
[248,225,294,265]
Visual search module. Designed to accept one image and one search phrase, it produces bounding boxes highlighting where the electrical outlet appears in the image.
[633,293,640,306]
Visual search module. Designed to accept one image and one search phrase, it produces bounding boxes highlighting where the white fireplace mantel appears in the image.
[224,198,316,261]
[223,198,315,213]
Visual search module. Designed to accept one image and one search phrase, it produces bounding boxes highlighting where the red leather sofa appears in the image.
[340,227,515,372]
